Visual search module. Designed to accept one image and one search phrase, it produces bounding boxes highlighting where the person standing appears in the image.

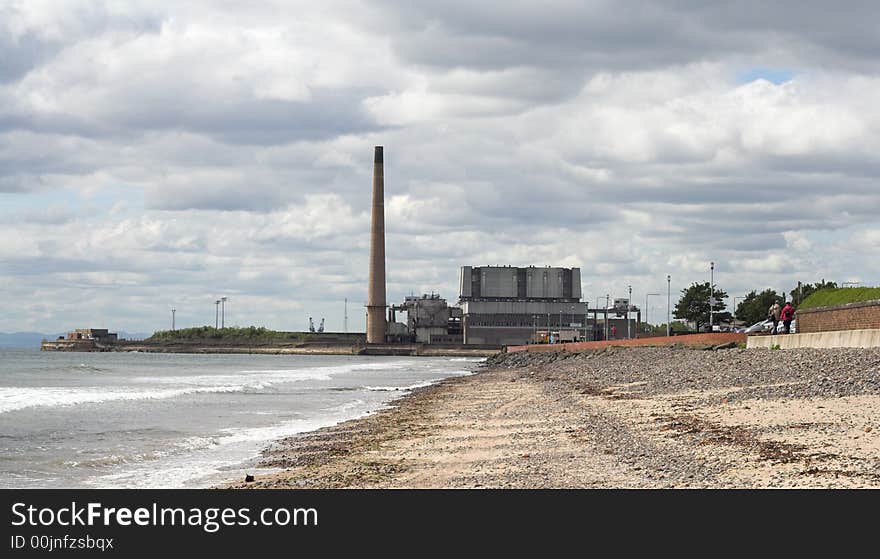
[768,301,781,333]
[780,302,795,334]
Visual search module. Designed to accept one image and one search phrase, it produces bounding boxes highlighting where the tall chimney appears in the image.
[366,146,386,343]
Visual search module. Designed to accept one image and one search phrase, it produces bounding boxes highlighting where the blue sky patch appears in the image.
[736,68,795,85]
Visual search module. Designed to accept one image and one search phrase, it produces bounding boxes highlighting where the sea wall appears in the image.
[796,299,880,333]
[506,332,745,353]
[746,328,880,349]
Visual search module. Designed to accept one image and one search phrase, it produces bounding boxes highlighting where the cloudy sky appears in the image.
[2,0,879,333]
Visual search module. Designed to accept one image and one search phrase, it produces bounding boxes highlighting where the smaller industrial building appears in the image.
[66,328,118,344]
[42,328,120,351]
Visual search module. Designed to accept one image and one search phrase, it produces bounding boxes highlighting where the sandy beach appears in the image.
[228,346,880,489]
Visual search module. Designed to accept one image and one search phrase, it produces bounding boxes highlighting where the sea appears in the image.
[0,349,482,488]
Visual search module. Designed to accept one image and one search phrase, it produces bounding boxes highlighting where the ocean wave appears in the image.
[364,380,437,392]
[0,385,245,414]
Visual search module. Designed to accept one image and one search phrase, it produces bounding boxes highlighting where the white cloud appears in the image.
[1,1,880,332]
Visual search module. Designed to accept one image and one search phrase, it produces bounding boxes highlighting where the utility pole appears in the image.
[709,261,715,330]
[645,293,660,334]
[546,312,551,343]
[171,308,176,331]
[627,285,632,339]
[667,275,671,337]
[733,295,746,328]
[605,294,610,341]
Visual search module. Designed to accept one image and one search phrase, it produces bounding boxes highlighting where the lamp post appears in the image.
[645,293,660,334]
[709,262,715,331]
[220,296,228,329]
[605,294,610,341]
[546,312,551,343]
[667,275,671,336]
[214,300,220,329]
[583,302,589,341]
[559,307,565,342]
[627,285,632,339]
[732,296,745,329]
[171,307,176,332]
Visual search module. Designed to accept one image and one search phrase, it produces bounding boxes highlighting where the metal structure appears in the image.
[366,146,387,343]
[220,296,227,328]
[388,293,462,343]
[171,307,176,331]
[667,275,671,336]
[214,300,220,329]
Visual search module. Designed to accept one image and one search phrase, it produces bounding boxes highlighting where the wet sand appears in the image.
[227,347,879,489]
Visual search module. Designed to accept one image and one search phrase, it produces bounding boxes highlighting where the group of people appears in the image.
[768,301,796,334]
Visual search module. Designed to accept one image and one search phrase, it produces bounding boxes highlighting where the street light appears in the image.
[605,294,610,341]
[221,296,228,329]
[645,293,660,334]
[214,300,220,329]
[667,275,671,337]
[171,307,176,332]
[709,262,715,330]
[732,295,746,328]
[627,285,632,339]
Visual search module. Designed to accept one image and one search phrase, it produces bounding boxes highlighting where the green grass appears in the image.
[146,326,314,343]
[798,287,880,310]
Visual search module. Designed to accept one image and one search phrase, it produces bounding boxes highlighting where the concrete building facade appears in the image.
[459,266,590,346]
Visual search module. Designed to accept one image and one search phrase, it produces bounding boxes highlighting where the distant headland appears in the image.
[40,326,498,357]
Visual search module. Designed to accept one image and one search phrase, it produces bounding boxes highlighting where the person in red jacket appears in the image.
[780,302,795,334]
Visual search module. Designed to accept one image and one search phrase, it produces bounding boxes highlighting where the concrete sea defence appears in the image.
[506,332,746,353]
[747,329,880,350]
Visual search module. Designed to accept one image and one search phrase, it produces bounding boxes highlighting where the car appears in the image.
[775,319,797,334]
[743,319,774,334]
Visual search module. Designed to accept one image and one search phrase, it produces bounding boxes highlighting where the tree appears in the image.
[735,289,784,326]
[790,280,838,306]
[673,282,730,332]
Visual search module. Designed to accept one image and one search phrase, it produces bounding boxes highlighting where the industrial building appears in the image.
[388,294,462,344]
[458,266,589,345]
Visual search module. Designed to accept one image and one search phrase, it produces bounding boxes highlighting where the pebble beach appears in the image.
[229,346,880,489]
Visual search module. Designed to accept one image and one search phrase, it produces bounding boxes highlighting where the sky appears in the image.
[1,0,879,333]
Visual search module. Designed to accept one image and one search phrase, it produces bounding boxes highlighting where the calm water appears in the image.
[0,349,480,488]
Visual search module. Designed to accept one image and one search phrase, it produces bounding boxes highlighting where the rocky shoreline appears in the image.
[227,346,880,489]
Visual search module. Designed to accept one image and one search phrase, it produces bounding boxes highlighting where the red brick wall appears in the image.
[797,300,880,333]
[506,332,745,353]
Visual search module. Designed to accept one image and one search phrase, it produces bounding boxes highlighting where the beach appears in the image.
[229,346,880,489]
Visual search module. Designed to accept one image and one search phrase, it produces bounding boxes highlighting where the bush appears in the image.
[146,326,310,343]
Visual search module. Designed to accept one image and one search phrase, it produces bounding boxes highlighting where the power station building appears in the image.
[459,266,589,346]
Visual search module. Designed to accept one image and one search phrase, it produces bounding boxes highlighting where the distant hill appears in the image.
[0,332,61,348]
[0,331,151,348]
